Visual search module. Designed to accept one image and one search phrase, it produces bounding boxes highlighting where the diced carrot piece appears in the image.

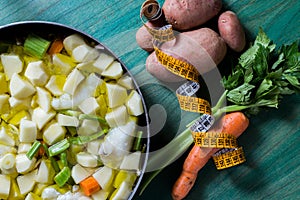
[80,176,101,196]
[48,39,64,55]
[38,141,46,156]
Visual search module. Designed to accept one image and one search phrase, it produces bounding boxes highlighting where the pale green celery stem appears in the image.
[141,127,193,195]
[145,127,193,172]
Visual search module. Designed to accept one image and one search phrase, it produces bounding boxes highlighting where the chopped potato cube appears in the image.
[45,75,66,96]
[19,119,37,143]
[78,97,100,115]
[24,61,49,86]
[63,68,85,95]
[106,83,127,108]
[0,174,10,199]
[10,73,36,99]
[43,122,66,145]
[0,54,23,80]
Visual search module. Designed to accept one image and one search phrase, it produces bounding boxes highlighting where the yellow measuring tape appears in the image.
[213,147,246,170]
[140,0,246,170]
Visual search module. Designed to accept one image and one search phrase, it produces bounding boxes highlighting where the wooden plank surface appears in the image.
[0,0,299,199]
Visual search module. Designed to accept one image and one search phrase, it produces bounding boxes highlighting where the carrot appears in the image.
[172,112,249,200]
[48,39,64,55]
[80,176,101,196]
[38,141,46,156]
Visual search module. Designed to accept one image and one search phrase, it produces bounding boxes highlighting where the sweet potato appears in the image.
[162,0,222,30]
[218,11,246,52]
[146,28,227,82]
[136,24,154,52]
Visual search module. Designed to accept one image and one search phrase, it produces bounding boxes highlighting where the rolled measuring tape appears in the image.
[140,0,246,170]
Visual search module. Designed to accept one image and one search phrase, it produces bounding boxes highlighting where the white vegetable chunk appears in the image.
[45,75,66,96]
[92,52,115,74]
[43,122,66,145]
[0,163,16,175]
[72,44,99,63]
[76,61,95,73]
[16,154,36,174]
[71,164,91,184]
[17,143,32,154]
[101,61,123,79]
[105,105,129,128]
[72,72,102,106]
[87,139,102,155]
[0,174,10,199]
[0,54,23,80]
[24,61,49,86]
[41,187,60,199]
[92,189,110,200]
[17,170,37,196]
[63,69,85,95]
[76,152,98,168]
[32,107,56,130]
[110,181,131,200]
[78,97,100,114]
[0,153,15,170]
[120,151,142,171]
[0,144,17,156]
[117,75,134,89]
[77,119,100,136]
[19,119,37,143]
[63,34,87,55]
[9,96,31,109]
[36,87,52,112]
[106,83,128,108]
[92,166,115,190]
[36,160,55,184]
[99,121,136,168]
[57,113,79,127]
[52,54,75,75]
[0,127,15,146]
[51,93,73,110]
[10,73,36,99]
[125,90,144,116]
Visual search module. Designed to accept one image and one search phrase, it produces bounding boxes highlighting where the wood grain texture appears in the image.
[0,0,299,199]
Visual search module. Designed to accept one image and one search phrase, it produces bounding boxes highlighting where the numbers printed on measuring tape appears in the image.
[192,132,238,148]
[177,81,200,96]
[154,47,199,81]
[140,0,246,170]
[190,114,214,132]
[176,94,212,114]
[212,147,246,170]
[146,25,175,42]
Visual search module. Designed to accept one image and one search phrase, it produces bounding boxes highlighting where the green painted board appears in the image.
[0,0,299,199]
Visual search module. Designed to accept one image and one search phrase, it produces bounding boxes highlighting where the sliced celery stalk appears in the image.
[24,34,51,59]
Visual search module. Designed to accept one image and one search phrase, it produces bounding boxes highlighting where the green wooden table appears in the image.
[1,0,299,199]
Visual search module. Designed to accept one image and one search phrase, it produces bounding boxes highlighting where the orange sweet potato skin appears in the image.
[218,11,246,52]
[183,28,227,66]
[136,24,154,52]
[146,28,227,82]
[162,0,222,30]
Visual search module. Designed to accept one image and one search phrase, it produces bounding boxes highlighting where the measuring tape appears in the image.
[140,0,245,170]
